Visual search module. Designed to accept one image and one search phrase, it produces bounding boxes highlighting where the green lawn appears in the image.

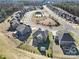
[69,32,79,46]
[19,43,41,54]
[26,35,33,43]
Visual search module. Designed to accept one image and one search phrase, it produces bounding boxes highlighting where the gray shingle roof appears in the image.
[61,33,75,41]
[16,24,31,34]
[33,28,48,40]
[10,19,20,26]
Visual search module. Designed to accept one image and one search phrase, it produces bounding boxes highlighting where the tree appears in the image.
[0,9,6,18]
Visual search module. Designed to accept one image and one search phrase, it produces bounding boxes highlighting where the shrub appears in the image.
[45,32,53,58]
[0,55,6,59]
[19,43,40,54]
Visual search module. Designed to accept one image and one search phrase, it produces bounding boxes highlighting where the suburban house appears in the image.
[59,12,76,23]
[32,28,48,50]
[48,5,79,24]
[32,28,49,54]
[15,14,21,21]
[54,30,75,45]
[11,9,26,22]
[21,9,26,16]
[11,11,22,21]
[59,33,75,45]
[10,19,20,31]
[60,33,78,55]
[9,9,27,30]
[15,10,26,18]
[58,8,79,24]
[13,24,32,41]
[54,30,78,55]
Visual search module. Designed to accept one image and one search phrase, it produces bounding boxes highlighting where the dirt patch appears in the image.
[32,12,60,27]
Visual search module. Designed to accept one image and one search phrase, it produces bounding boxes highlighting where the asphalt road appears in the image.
[21,9,63,33]
[44,5,79,36]
[21,5,79,37]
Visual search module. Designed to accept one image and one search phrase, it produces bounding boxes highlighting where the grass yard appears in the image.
[26,35,33,44]
[52,31,79,59]
[19,43,41,54]
[69,32,79,46]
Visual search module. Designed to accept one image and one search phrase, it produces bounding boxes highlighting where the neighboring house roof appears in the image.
[16,24,32,34]
[10,19,20,27]
[11,15,21,21]
[9,19,20,31]
[14,23,32,41]
[33,28,48,41]
[61,33,75,42]
[11,16,18,20]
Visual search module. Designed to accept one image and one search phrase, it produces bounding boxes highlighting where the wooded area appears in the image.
[54,2,79,17]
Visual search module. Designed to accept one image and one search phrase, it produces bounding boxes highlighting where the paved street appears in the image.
[44,5,79,36]
[21,5,79,37]
[21,8,64,34]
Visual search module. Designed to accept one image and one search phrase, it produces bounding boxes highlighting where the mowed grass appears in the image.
[0,32,51,59]
[69,32,79,46]
[0,32,16,59]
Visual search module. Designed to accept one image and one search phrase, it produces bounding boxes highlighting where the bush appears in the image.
[19,43,40,54]
[0,55,6,59]
[46,47,53,58]
[45,32,53,58]
[0,8,6,18]
[0,7,19,17]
